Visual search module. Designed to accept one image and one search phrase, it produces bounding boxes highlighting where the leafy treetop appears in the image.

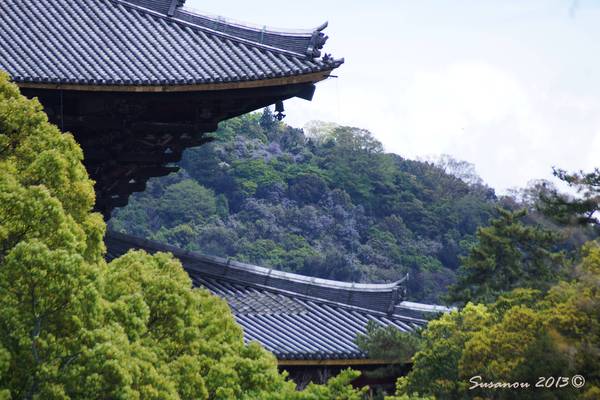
[0,71,365,400]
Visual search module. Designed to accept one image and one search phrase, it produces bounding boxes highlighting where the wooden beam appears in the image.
[136,165,180,177]
[105,195,129,209]
[61,115,125,130]
[61,118,214,136]
[109,181,147,195]
[16,71,333,93]
[277,359,396,367]
[131,122,215,134]
[84,150,180,164]
[21,83,317,217]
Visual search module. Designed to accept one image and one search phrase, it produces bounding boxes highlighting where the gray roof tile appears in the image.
[0,0,342,86]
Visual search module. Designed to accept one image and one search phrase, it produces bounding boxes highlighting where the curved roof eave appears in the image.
[108,230,406,293]
[15,69,336,92]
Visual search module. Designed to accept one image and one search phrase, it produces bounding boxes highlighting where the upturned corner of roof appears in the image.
[306,21,329,59]
[315,21,328,32]
[395,273,409,287]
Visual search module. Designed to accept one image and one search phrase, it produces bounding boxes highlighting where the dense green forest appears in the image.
[360,170,600,399]
[110,109,502,302]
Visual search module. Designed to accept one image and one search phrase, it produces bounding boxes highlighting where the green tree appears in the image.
[0,72,364,399]
[231,159,284,197]
[318,126,393,212]
[0,71,107,398]
[540,167,600,227]
[396,303,491,399]
[538,241,600,400]
[448,208,565,304]
[259,107,276,133]
[356,321,422,365]
[390,243,600,399]
[157,180,217,227]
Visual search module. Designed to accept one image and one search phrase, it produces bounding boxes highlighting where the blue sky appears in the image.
[187,0,600,193]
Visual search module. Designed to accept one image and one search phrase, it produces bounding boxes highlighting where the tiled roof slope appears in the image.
[0,0,342,86]
[196,276,424,360]
[106,231,449,361]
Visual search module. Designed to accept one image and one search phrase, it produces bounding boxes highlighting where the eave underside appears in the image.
[22,79,324,216]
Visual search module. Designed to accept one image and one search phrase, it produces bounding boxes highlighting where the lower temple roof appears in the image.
[106,231,449,361]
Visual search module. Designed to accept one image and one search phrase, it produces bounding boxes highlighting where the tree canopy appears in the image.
[387,243,600,399]
[360,179,600,399]
[0,72,365,399]
[540,168,600,227]
[447,208,566,304]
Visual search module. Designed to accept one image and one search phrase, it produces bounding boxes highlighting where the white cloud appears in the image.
[287,61,600,194]
[191,0,600,193]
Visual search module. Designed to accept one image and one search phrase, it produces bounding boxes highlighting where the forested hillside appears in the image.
[110,109,498,302]
[360,168,600,400]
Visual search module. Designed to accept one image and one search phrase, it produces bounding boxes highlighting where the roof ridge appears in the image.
[112,0,332,60]
[178,7,322,36]
[396,301,456,314]
[198,276,428,324]
[107,230,407,292]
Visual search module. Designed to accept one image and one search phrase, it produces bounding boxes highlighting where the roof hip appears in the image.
[106,230,408,313]
[116,0,334,59]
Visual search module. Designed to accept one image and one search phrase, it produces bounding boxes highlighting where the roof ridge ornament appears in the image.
[167,0,185,16]
[307,22,329,59]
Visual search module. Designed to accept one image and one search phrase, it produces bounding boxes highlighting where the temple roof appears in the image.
[106,231,449,361]
[0,0,342,88]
